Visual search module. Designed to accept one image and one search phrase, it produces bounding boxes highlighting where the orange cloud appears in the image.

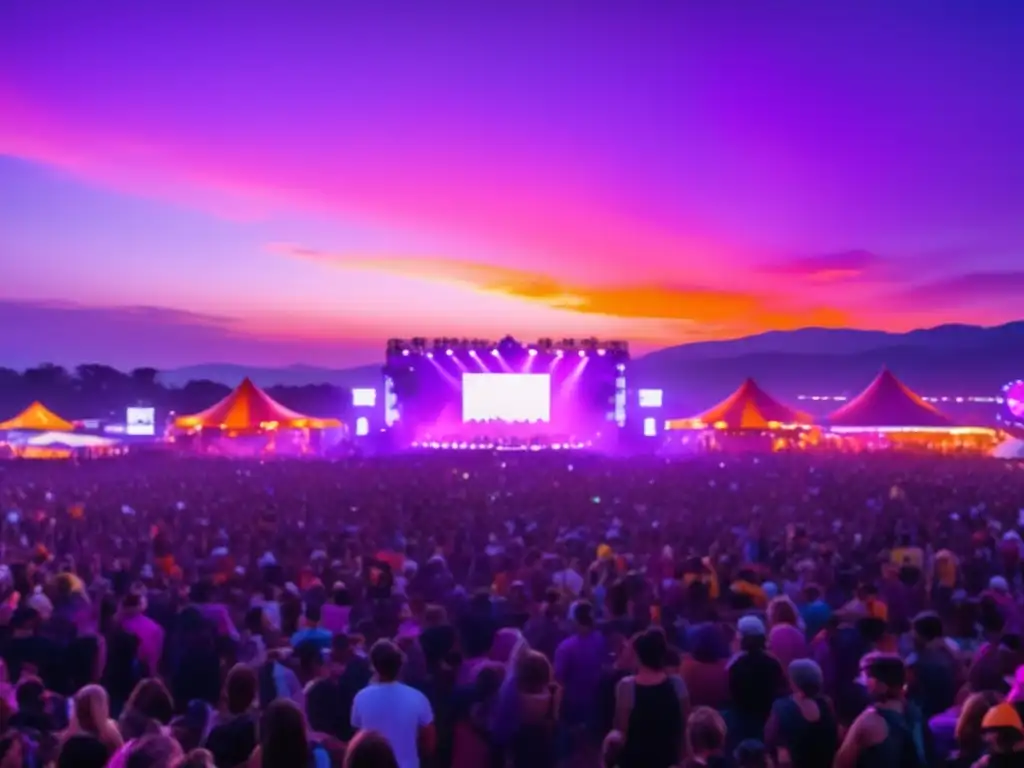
[271,244,852,337]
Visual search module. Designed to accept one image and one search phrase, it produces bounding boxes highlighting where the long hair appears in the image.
[72,685,110,734]
[343,731,398,768]
[123,678,174,725]
[258,699,309,768]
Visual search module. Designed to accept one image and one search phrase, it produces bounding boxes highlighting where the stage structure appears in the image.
[383,336,629,449]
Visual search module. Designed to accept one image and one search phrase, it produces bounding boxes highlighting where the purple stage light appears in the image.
[446,349,454,356]
[491,349,500,357]
[597,349,606,356]
[555,350,564,357]
[402,349,410,356]
[469,349,477,356]
[578,350,586,357]
[426,352,434,358]
[528,348,538,356]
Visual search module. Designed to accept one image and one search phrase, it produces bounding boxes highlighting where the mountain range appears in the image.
[157,321,1024,415]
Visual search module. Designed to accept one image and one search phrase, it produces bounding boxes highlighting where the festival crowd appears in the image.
[1,452,1024,768]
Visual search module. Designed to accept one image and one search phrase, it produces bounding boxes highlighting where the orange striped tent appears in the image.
[0,401,75,432]
[174,378,341,432]
[826,369,953,428]
[667,378,811,430]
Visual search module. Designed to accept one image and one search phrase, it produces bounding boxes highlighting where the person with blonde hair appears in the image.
[67,683,124,756]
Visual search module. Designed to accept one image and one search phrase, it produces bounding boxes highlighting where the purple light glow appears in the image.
[1006,381,1024,418]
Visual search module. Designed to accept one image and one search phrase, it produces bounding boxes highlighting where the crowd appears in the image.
[1,451,1024,768]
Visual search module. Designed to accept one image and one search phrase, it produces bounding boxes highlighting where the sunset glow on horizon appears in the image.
[1,2,1022,370]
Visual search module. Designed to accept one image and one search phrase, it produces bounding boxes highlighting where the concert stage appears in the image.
[382,336,629,450]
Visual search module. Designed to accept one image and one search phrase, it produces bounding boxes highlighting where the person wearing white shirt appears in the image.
[351,639,435,768]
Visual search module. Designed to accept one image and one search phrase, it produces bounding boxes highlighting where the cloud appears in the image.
[896,271,1024,305]
[272,243,852,335]
[761,250,883,283]
[0,300,378,370]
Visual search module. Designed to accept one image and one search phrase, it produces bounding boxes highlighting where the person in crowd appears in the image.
[56,734,111,768]
[554,600,606,751]
[343,730,400,768]
[292,604,333,653]
[206,665,260,768]
[123,733,184,768]
[766,597,809,672]
[249,699,329,768]
[119,592,165,678]
[680,623,730,710]
[490,649,559,768]
[120,677,175,729]
[351,639,435,768]
[65,683,124,756]
[834,654,930,768]
[764,658,837,768]
[975,702,1024,768]
[681,706,730,768]
[941,691,1003,768]
[613,627,688,768]
[727,615,787,746]
[907,611,962,720]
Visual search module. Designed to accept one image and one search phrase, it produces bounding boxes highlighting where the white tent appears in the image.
[993,438,1024,459]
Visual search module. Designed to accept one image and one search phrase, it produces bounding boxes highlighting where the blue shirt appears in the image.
[291,626,332,652]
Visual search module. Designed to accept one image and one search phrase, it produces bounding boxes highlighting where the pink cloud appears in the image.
[0,85,733,286]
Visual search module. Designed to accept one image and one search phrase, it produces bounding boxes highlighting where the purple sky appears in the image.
[1,1,1022,370]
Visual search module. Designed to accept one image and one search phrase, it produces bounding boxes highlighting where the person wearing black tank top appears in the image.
[834,654,930,768]
[614,628,689,768]
[765,659,837,768]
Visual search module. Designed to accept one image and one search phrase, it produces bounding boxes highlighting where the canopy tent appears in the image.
[825,369,956,430]
[0,401,75,432]
[666,378,811,430]
[174,378,341,432]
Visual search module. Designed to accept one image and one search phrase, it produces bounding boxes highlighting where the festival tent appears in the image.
[994,439,1024,460]
[0,402,75,432]
[665,378,811,430]
[173,378,342,432]
[825,369,956,430]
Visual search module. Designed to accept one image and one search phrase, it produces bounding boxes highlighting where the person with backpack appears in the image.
[834,654,931,768]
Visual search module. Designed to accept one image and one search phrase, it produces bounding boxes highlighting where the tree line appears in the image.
[0,364,350,420]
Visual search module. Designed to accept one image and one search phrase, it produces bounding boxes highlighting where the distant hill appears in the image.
[630,321,1024,417]
[157,322,1024,415]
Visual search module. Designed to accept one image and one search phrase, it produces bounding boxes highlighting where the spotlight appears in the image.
[578,350,586,357]
[555,350,564,357]
[469,349,477,357]
[402,349,410,357]
[597,349,606,356]
[616,364,625,372]
[528,348,538,357]
[426,352,434,359]
[446,349,454,356]
[491,349,500,357]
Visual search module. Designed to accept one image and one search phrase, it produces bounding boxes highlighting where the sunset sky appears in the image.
[1,1,1022,370]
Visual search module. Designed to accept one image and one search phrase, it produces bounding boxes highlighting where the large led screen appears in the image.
[126,407,156,436]
[461,373,551,423]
